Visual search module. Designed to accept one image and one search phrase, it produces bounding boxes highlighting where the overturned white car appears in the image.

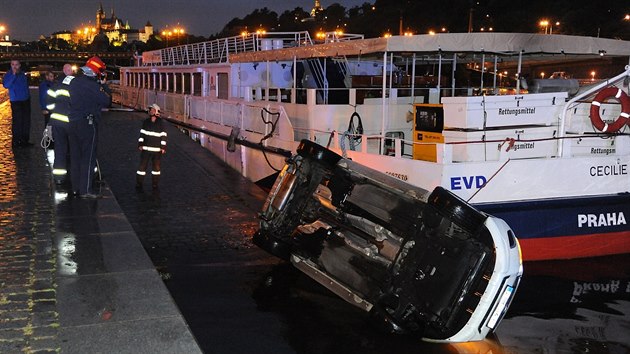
[254,140,522,342]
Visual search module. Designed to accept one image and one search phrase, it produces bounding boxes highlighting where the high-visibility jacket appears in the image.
[138,117,167,153]
[48,75,74,124]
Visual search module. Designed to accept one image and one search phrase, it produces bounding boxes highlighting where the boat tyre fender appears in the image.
[425,186,486,234]
[589,87,630,133]
[297,139,342,168]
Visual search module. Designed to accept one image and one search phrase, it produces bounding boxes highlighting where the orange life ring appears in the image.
[589,87,630,133]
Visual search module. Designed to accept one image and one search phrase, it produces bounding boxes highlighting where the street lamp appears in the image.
[539,20,559,34]
[173,26,185,45]
[162,24,185,46]
[0,24,9,52]
[161,30,172,46]
[591,71,596,81]
[539,20,549,34]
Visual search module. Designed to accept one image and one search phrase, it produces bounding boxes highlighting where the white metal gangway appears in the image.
[141,31,314,66]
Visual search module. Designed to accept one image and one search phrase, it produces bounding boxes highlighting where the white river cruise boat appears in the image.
[113,31,630,261]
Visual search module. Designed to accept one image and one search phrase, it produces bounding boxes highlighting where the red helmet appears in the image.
[82,56,106,76]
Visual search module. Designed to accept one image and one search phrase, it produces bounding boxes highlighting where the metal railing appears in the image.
[142,31,314,66]
[323,32,364,43]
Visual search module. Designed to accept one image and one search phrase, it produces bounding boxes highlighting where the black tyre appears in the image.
[252,231,292,261]
[296,139,342,168]
[425,187,486,234]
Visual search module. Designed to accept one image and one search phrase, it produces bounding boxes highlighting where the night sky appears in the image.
[0,0,367,41]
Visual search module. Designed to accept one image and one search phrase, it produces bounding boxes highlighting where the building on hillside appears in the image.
[310,0,324,17]
[51,3,153,46]
[95,4,153,45]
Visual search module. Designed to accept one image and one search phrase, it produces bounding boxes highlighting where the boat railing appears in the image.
[558,65,630,157]
[142,31,313,66]
[185,94,295,143]
[322,32,364,43]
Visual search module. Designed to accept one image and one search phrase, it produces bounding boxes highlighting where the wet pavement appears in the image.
[3,88,630,353]
[0,90,201,353]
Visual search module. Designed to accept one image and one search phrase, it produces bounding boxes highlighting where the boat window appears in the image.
[178,73,184,93]
[414,104,444,133]
[192,73,202,96]
[183,73,191,95]
[149,73,156,90]
[217,73,229,99]
[159,73,166,91]
[167,73,174,93]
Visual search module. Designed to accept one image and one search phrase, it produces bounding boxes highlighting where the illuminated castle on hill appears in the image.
[310,0,323,17]
[52,3,153,46]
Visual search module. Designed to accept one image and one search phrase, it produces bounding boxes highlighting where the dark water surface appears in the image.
[97,109,630,354]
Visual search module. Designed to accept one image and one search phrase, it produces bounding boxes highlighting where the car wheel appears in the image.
[297,139,342,167]
[425,186,486,234]
[252,230,292,260]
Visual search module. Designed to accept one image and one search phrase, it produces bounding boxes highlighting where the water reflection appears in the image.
[0,96,17,203]
[58,231,78,275]
[252,254,630,354]
[497,254,630,353]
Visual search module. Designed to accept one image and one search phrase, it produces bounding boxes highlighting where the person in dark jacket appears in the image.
[3,60,32,147]
[67,56,111,198]
[136,103,167,190]
[39,71,56,127]
[47,64,75,185]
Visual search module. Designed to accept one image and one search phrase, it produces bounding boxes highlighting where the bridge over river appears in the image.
[0,51,134,70]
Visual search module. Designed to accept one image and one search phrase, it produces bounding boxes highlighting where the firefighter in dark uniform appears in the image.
[67,56,111,198]
[47,65,75,185]
[136,103,167,190]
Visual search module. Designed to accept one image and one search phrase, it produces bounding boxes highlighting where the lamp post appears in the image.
[539,20,549,34]
[539,20,560,34]
[163,25,185,47]
[173,26,185,45]
[161,30,172,47]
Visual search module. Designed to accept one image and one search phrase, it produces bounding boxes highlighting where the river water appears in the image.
[495,254,630,353]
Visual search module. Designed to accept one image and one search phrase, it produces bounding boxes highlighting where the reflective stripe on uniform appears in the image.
[140,129,167,137]
[47,89,57,98]
[50,113,69,122]
[136,171,146,176]
[161,141,166,145]
[138,137,144,142]
[53,169,67,175]
[142,146,161,152]
[56,89,70,97]
[46,103,55,110]
[151,171,161,175]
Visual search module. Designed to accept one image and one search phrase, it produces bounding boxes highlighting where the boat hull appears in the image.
[476,193,630,261]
